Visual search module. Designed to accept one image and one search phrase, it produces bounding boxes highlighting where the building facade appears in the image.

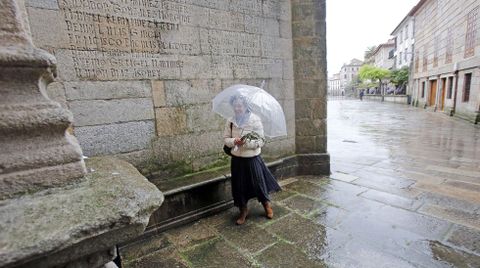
[328,73,342,96]
[391,16,415,70]
[372,39,395,70]
[339,59,363,94]
[411,0,480,124]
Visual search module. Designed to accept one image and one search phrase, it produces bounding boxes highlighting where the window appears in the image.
[465,6,479,58]
[445,27,454,63]
[404,48,408,62]
[405,24,409,39]
[463,73,472,102]
[433,35,440,67]
[423,44,428,72]
[399,52,403,64]
[447,77,453,99]
[344,74,347,79]
[415,50,419,73]
[421,81,426,98]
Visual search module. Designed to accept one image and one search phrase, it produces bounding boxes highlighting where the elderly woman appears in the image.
[224,95,281,225]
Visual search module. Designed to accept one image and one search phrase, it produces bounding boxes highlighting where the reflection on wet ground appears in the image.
[121,100,480,267]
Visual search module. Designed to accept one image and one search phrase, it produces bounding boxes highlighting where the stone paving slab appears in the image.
[120,100,480,267]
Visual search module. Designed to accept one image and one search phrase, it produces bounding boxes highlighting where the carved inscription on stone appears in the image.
[57,0,289,80]
[59,0,195,80]
[65,50,182,80]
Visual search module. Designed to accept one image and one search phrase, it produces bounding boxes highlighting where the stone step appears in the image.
[118,154,331,248]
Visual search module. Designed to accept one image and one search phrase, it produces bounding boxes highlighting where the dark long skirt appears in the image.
[231,155,281,208]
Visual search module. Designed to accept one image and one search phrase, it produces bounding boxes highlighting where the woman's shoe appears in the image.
[236,207,249,225]
[262,202,273,219]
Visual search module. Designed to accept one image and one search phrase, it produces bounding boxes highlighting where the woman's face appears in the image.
[233,99,246,116]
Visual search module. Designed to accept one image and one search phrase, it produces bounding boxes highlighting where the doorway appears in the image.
[429,80,437,106]
[440,78,446,110]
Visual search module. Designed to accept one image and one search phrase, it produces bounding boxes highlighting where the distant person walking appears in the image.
[359,89,364,101]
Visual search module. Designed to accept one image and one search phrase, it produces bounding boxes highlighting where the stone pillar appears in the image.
[291,0,330,175]
[0,2,164,268]
[0,0,86,200]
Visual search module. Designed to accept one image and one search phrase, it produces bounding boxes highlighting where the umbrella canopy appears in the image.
[212,84,287,138]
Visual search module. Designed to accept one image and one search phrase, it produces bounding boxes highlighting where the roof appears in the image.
[390,0,427,35]
[410,0,429,16]
[342,58,363,67]
[391,16,413,35]
[372,39,395,56]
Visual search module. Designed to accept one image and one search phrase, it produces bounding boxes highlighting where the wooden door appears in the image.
[429,80,437,106]
[440,78,446,110]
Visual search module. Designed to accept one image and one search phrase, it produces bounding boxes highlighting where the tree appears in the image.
[358,65,391,93]
[364,46,377,64]
[390,67,409,93]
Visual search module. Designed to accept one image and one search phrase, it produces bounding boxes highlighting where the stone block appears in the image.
[54,49,76,81]
[280,0,292,18]
[283,99,296,122]
[65,81,152,101]
[233,58,282,79]
[208,9,245,32]
[245,16,279,36]
[263,137,296,158]
[152,131,223,161]
[150,25,200,55]
[27,7,66,51]
[220,78,265,90]
[283,79,295,99]
[74,121,155,155]
[25,0,59,10]
[201,29,261,57]
[296,136,315,153]
[295,99,326,120]
[296,118,326,137]
[46,81,68,109]
[179,55,214,79]
[292,3,315,20]
[164,79,222,106]
[186,103,224,133]
[295,79,327,99]
[55,50,183,81]
[210,56,235,79]
[0,156,163,268]
[313,135,327,153]
[283,59,295,80]
[116,150,156,171]
[70,99,154,127]
[183,238,253,267]
[279,19,292,39]
[292,21,314,37]
[155,107,188,137]
[262,79,286,100]
[295,136,327,154]
[152,80,166,108]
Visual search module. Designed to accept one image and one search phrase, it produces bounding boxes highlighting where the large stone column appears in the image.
[0,2,164,267]
[291,0,330,175]
[0,0,86,199]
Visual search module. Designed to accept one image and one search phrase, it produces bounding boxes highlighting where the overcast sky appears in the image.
[326,0,419,75]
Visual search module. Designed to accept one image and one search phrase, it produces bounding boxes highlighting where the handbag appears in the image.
[223,122,233,156]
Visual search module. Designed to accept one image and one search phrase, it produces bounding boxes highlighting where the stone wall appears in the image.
[364,94,409,104]
[25,0,296,176]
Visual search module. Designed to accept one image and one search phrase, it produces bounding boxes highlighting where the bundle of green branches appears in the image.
[240,131,265,142]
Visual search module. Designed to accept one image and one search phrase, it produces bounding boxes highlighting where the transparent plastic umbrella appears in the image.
[212,84,287,137]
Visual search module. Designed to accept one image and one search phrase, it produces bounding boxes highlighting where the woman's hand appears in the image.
[234,137,245,146]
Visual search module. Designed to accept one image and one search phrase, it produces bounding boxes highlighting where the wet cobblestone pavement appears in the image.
[122,100,480,267]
